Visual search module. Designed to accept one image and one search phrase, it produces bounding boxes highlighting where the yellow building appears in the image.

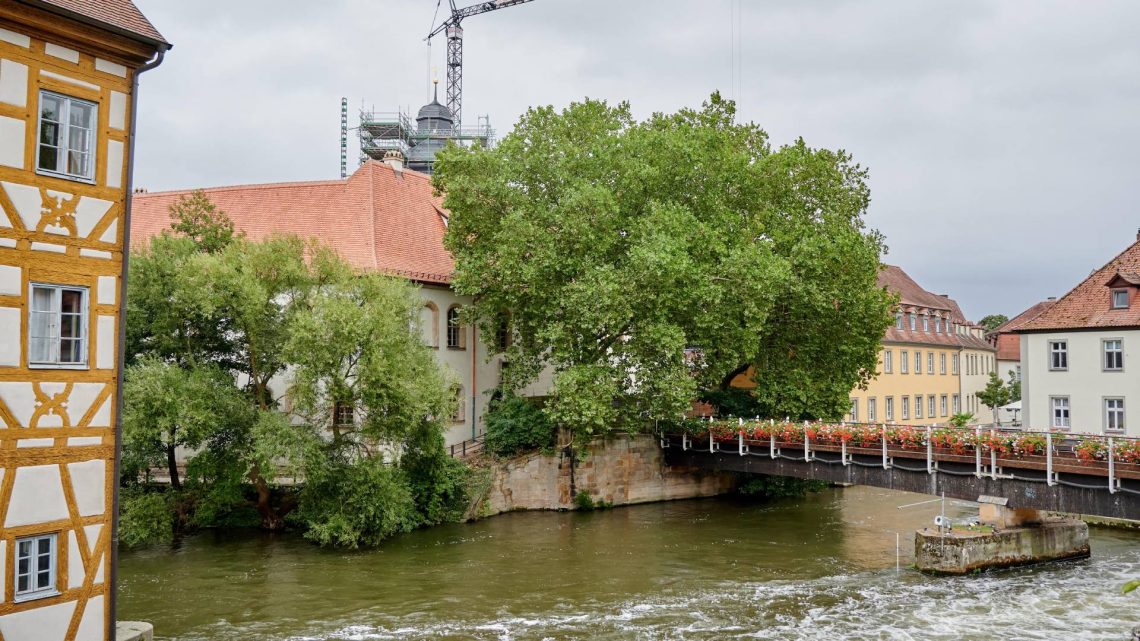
[0,3,166,640]
[848,265,976,426]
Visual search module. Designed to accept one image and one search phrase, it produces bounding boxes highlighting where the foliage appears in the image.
[296,457,417,548]
[738,476,829,500]
[401,422,471,527]
[573,491,612,511]
[700,388,764,419]
[976,371,1011,425]
[168,189,239,254]
[979,314,1009,333]
[435,93,892,441]
[1007,371,1021,403]
[483,394,556,456]
[949,413,974,428]
[1123,580,1140,595]
[117,489,174,548]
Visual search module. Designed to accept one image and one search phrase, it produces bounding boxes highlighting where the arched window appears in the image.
[495,314,511,352]
[421,302,439,348]
[447,305,465,349]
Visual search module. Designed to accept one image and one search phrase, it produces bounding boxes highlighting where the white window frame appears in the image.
[885,396,895,421]
[940,352,946,375]
[35,90,98,183]
[915,395,924,419]
[914,351,922,375]
[868,397,877,422]
[940,394,948,417]
[935,317,942,333]
[895,312,903,330]
[902,396,910,420]
[849,398,858,422]
[1050,396,1071,429]
[1112,289,1129,309]
[952,353,959,375]
[1105,397,1125,433]
[1104,339,1124,372]
[28,283,88,369]
[952,394,960,414]
[900,350,909,374]
[928,395,936,419]
[1049,340,1068,371]
[14,533,58,602]
[909,313,916,331]
[922,315,929,332]
[883,350,892,374]
[927,352,934,375]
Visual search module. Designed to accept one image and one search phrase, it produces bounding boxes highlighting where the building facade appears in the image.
[989,298,1056,385]
[0,2,166,640]
[1019,234,1140,436]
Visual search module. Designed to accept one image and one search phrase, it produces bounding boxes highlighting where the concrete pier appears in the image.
[116,621,154,641]
[915,519,1090,574]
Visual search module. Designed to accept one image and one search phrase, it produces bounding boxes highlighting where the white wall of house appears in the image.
[1021,330,1139,436]
[997,359,1020,383]
[959,348,999,423]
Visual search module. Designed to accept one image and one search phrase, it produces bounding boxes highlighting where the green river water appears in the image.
[118,486,1140,640]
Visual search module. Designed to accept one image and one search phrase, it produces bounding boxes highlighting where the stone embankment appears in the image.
[915,518,1090,574]
[470,434,739,517]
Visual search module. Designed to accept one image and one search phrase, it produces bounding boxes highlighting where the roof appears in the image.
[877,265,953,311]
[22,0,169,46]
[1019,239,1140,332]
[129,161,455,284]
[992,299,1057,334]
[877,264,994,351]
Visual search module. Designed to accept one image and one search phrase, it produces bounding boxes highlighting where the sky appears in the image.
[130,0,1140,321]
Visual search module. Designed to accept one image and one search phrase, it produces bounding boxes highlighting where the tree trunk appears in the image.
[166,443,181,491]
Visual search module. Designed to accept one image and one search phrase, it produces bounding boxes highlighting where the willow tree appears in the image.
[434,93,892,437]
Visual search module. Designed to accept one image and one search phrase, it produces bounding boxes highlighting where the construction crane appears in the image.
[426,0,536,130]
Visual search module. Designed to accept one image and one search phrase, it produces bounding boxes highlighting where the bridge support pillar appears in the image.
[915,519,1089,574]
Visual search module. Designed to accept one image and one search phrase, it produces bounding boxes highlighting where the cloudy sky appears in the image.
[131,0,1139,321]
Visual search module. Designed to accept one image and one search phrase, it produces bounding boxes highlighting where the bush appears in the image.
[118,489,174,548]
[738,476,829,500]
[573,490,612,511]
[297,457,418,548]
[484,395,556,457]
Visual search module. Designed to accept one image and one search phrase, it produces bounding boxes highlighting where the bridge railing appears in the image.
[661,418,1140,494]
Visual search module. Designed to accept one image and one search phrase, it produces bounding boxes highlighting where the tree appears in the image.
[434,94,893,440]
[1007,370,1021,403]
[977,371,1011,426]
[979,314,1009,333]
[168,189,239,253]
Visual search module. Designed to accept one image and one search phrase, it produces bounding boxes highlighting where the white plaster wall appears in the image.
[67,459,105,517]
[960,348,998,423]
[0,600,74,641]
[0,307,19,367]
[108,91,127,130]
[95,314,115,369]
[1023,330,1140,435]
[0,59,28,107]
[74,595,104,641]
[0,116,25,169]
[997,358,1020,382]
[5,465,67,527]
[43,43,78,63]
[67,531,83,587]
[104,139,124,189]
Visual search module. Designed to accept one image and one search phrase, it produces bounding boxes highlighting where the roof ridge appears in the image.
[1022,237,1140,330]
[136,178,348,196]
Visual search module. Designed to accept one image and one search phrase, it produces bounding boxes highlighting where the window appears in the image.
[909,313,916,330]
[1104,339,1124,371]
[901,396,910,420]
[901,350,909,374]
[1015,365,1022,382]
[922,315,929,332]
[334,402,354,427]
[1113,289,1129,309]
[29,284,87,367]
[849,398,858,422]
[952,394,960,414]
[885,396,894,421]
[446,306,465,349]
[496,318,511,352]
[1105,398,1125,432]
[927,352,934,374]
[1051,397,1070,429]
[915,395,923,419]
[15,534,57,601]
[940,352,946,375]
[883,350,893,374]
[895,312,903,330]
[914,351,922,375]
[929,395,936,419]
[868,397,877,422]
[952,354,959,375]
[940,394,948,417]
[1049,341,1067,370]
[37,91,97,181]
[421,303,439,348]
[935,317,942,333]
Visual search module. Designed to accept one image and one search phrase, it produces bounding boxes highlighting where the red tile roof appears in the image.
[877,264,993,351]
[23,0,168,46]
[1019,239,1140,331]
[877,265,953,311]
[989,298,1056,360]
[129,161,454,284]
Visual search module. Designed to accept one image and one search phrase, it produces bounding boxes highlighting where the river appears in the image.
[118,486,1140,640]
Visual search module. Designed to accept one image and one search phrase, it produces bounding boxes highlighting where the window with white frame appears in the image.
[915,395,923,419]
[952,353,959,375]
[928,395,936,419]
[883,350,893,374]
[940,352,947,375]
[886,396,894,421]
[901,350,909,374]
[849,398,858,422]
[37,91,97,181]
[1051,396,1071,429]
[901,396,910,420]
[927,352,934,374]
[29,284,87,367]
[15,533,56,601]
[935,317,942,333]
[909,313,916,330]
[940,394,948,417]
[1105,398,1125,432]
[895,312,903,330]
[952,394,960,414]
[922,315,929,332]
[1049,341,1068,370]
[1113,289,1129,309]
[868,397,877,422]
[1104,339,1124,371]
[446,306,465,349]
[914,351,922,375]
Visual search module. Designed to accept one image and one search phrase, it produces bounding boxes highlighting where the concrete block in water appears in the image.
[915,519,1090,574]
[116,621,154,641]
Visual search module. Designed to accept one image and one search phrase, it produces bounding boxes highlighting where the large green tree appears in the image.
[435,94,893,438]
[979,314,1009,333]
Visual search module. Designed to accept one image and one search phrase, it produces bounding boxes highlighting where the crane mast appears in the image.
[426,0,536,130]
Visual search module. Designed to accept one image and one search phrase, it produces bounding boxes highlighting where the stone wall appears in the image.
[478,434,740,516]
[914,520,1090,574]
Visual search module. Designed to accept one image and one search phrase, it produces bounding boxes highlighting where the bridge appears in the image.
[661,420,1140,521]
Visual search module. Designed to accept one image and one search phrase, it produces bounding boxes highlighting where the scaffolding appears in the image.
[358,108,494,167]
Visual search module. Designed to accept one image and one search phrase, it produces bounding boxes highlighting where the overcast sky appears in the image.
[131,0,1139,321]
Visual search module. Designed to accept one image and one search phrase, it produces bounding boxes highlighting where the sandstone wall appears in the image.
[479,434,740,516]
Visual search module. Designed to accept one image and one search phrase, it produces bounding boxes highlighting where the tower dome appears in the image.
[407,80,454,174]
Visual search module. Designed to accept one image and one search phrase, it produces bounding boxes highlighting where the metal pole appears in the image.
[1046,431,1055,486]
[804,424,811,462]
[882,423,889,469]
[926,425,933,475]
[1109,436,1117,494]
[990,428,998,480]
[975,425,982,478]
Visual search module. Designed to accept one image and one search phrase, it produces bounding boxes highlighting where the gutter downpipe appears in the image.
[109,45,168,641]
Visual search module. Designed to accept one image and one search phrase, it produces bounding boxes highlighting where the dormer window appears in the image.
[921,315,929,332]
[934,317,942,333]
[1113,289,1129,309]
[908,313,916,331]
[895,312,903,330]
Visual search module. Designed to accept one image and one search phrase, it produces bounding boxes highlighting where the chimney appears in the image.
[1136,227,1140,241]
[383,149,405,172]
[1047,296,1057,301]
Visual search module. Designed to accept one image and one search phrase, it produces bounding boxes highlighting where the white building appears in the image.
[1020,234,1140,436]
